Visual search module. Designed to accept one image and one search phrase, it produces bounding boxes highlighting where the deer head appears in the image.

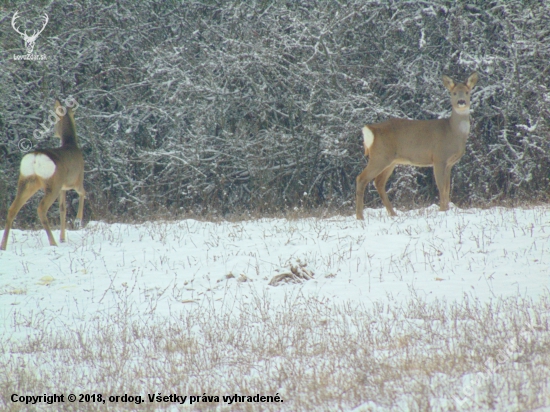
[11,11,49,55]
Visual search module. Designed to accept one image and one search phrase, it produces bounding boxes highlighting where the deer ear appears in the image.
[466,72,478,89]
[442,75,455,91]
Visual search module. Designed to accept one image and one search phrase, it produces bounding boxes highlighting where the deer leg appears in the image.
[74,180,86,230]
[433,162,450,212]
[1,177,41,250]
[374,165,397,217]
[356,159,390,220]
[442,165,453,211]
[37,185,62,247]
[59,191,67,242]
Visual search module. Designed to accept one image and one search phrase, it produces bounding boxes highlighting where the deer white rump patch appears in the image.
[20,153,56,179]
[362,126,374,150]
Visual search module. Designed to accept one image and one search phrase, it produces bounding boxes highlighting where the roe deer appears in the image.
[1,100,85,250]
[356,72,478,219]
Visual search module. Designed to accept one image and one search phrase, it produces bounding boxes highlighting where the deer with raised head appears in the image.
[1,100,85,250]
[356,72,478,220]
[11,11,49,55]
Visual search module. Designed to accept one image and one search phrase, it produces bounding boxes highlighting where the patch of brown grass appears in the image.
[0,289,549,411]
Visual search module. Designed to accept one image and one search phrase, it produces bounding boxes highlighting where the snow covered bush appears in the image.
[1,0,548,222]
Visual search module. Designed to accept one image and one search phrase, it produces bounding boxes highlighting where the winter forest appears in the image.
[1,0,549,223]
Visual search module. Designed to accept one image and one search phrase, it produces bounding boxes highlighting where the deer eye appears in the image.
[466,91,469,95]
[453,92,457,96]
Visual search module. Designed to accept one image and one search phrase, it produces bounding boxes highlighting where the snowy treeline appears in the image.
[1,0,549,221]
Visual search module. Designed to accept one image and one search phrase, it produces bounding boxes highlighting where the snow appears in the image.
[0,205,548,410]
[1,205,548,320]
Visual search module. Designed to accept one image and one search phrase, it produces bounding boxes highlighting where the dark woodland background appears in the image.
[1,0,549,225]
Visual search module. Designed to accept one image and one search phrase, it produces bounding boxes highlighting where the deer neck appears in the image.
[61,135,79,148]
[449,108,471,138]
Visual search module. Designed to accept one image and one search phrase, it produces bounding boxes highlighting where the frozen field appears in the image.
[1,205,549,411]
[1,205,548,312]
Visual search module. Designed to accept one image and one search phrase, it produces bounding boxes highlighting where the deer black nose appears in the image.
[457,99,467,106]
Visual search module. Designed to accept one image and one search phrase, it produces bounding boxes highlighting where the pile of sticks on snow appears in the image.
[269,262,314,286]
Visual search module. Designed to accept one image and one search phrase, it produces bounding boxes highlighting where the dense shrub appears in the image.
[1,0,548,222]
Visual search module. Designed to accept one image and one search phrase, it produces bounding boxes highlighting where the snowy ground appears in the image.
[0,205,549,411]
[1,205,548,312]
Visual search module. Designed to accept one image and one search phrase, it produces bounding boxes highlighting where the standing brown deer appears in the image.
[356,72,478,219]
[1,100,85,250]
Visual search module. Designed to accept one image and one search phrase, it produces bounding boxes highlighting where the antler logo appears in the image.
[12,11,48,56]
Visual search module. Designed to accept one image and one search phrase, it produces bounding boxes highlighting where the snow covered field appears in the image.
[2,205,548,312]
[1,205,549,411]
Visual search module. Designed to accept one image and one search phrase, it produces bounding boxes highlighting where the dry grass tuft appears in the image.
[269,261,314,286]
[1,290,549,411]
